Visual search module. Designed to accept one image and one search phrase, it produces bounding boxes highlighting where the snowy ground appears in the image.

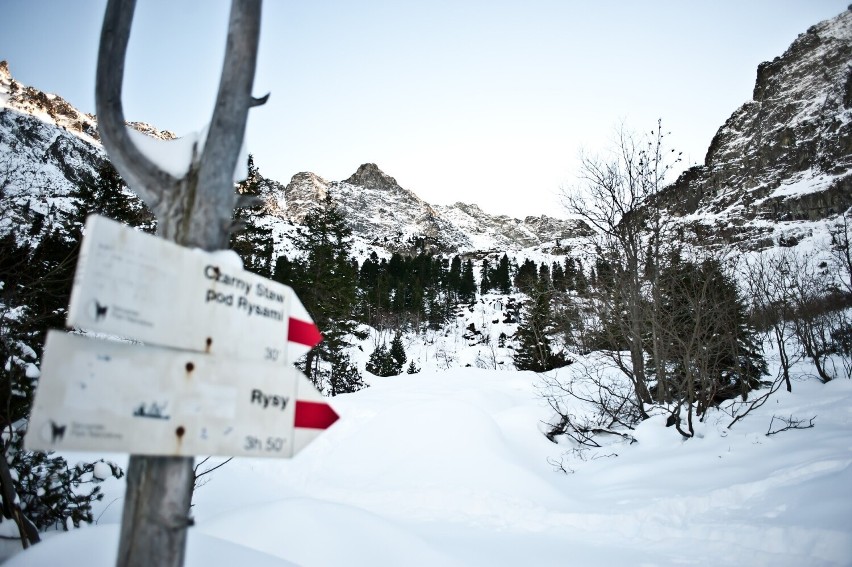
[6,357,852,566]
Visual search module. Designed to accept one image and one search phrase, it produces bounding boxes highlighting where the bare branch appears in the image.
[766,414,816,436]
[192,456,233,480]
[251,93,271,107]
[193,457,233,486]
[727,368,787,429]
[193,0,263,249]
[95,0,177,211]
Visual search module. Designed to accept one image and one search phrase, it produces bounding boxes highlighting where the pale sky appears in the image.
[1,1,848,218]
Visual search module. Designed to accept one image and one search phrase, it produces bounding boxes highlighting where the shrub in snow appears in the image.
[366,343,400,377]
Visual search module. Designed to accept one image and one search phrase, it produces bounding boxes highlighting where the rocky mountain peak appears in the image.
[281,172,331,222]
[0,60,10,81]
[276,161,591,256]
[344,163,400,191]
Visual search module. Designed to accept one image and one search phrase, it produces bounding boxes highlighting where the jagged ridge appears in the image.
[662,7,852,250]
[281,163,590,255]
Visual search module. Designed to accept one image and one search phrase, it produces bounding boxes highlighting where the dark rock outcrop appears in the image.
[659,8,852,249]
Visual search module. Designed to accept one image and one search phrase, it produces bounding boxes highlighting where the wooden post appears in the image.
[94,0,263,565]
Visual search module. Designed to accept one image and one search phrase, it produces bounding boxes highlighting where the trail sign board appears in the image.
[26,332,339,458]
[67,215,321,364]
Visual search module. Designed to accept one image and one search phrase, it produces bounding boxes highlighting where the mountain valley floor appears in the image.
[5,341,852,566]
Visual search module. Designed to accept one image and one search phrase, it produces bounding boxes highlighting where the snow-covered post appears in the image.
[95,0,264,565]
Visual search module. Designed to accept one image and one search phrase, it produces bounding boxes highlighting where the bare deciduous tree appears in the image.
[783,251,847,383]
[560,121,681,418]
[830,211,852,296]
[743,251,801,392]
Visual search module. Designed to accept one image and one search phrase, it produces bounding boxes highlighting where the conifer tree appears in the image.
[574,259,589,295]
[273,255,294,285]
[287,192,365,394]
[480,259,492,294]
[563,257,577,291]
[365,343,396,377]
[460,259,477,302]
[551,261,566,292]
[647,256,767,429]
[71,160,153,232]
[231,155,274,278]
[538,262,551,285]
[494,254,512,294]
[513,279,567,372]
[448,256,462,297]
[0,184,127,545]
[327,353,365,396]
[515,259,538,292]
[389,333,407,371]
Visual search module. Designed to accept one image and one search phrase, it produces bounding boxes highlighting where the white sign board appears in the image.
[67,215,321,364]
[25,332,338,458]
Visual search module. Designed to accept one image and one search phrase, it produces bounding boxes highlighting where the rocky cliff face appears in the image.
[661,7,852,249]
[1,62,103,244]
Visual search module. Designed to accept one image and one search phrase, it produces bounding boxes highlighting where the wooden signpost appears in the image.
[100,0,261,559]
[26,216,336,458]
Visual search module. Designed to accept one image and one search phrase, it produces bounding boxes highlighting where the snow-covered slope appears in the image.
[2,56,590,260]
[7,357,851,566]
[0,60,172,246]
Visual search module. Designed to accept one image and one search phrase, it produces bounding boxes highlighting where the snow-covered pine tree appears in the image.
[287,192,366,395]
[389,333,407,372]
[231,155,274,278]
[513,279,567,372]
[366,343,395,377]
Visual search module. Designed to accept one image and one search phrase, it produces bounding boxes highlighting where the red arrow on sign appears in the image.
[288,317,323,350]
[292,370,339,454]
[287,291,323,362]
[294,400,340,429]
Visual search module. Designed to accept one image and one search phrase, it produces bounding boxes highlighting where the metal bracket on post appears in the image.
[95,0,264,565]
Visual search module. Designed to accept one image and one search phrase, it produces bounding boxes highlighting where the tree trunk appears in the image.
[0,449,40,548]
[116,456,194,567]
